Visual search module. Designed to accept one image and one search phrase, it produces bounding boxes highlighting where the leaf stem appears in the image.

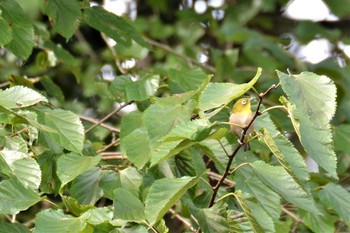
[229,162,249,174]
[260,105,286,114]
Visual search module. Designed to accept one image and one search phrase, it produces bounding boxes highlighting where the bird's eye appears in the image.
[241,100,247,105]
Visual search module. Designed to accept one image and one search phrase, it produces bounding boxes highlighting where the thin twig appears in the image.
[0,81,10,88]
[97,138,120,153]
[100,152,127,160]
[144,37,216,73]
[207,171,235,187]
[80,115,120,133]
[282,207,302,223]
[207,83,278,208]
[85,102,132,133]
[168,208,196,233]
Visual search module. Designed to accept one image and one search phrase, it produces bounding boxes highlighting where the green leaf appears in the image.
[277,71,336,127]
[334,124,350,154]
[319,183,350,225]
[246,200,275,233]
[300,207,337,233]
[62,196,94,217]
[34,209,87,233]
[125,74,160,101]
[43,109,85,153]
[250,161,320,215]
[70,167,103,205]
[198,67,261,118]
[121,127,152,169]
[149,140,195,167]
[235,162,281,220]
[280,97,337,179]
[163,119,211,142]
[56,153,101,188]
[0,17,12,46]
[119,167,143,197]
[297,113,337,178]
[323,0,350,17]
[113,188,145,221]
[192,203,230,233]
[99,171,119,200]
[167,68,209,92]
[0,86,48,109]
[0,178,41,215]
[0,149,41,190]
[0,223,30,233]
[0,0,34,59]
[144,100,195,142]
[85,207,113,225]
[234,190,265,233]
[43,0,81,40]
[84,6,148,48]
[261,129,309,188]
[145,176,198,225]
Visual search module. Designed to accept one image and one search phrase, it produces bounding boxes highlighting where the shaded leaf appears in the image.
[84,6,148,48]
[234,190,265,233]
[70,167,103,205]
[300,207,337,233]
[333,124,350,154]
[145,176,198,225]
[0,17,12,46]
[56,153,101,188]
[250,161,320,215]
[0,223,30,233]
[0,178,41,215]
[192,203,230,233]
[319,183,350,225]
[235,162,281,220]
[114,188,145,221]
[43,0,81,40]
[125,74,160,101]
[261,129,309,188]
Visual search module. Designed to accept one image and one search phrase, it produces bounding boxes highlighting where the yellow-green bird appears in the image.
[229,97,254,151]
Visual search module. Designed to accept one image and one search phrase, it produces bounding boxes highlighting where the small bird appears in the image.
[229,97,254,151]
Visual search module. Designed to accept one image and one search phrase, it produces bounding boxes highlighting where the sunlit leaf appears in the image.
[277,71,336,127]
[43,109,85,153]
[34,209,87,233]
[0,86,48,109]
[198,67,261,118]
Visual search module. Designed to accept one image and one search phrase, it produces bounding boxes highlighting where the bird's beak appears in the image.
[249,97,255,102]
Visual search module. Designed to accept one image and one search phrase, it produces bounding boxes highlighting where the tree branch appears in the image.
[85,101,133,133]
[207,84,278,208]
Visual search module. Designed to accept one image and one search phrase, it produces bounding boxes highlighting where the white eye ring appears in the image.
[242,100,247,105]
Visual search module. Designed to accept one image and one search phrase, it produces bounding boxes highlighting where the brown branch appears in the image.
[80,115,120,133]
[207,84,278,208]
[168,208,197,233]
[100,152,127,160]
[85,101,133,133]
[144,37,216,73]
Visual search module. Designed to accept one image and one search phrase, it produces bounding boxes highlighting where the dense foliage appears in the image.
[1,0,350,232]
